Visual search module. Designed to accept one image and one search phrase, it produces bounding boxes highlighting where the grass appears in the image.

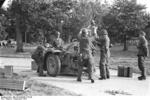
[0,73,80,100]
[94,45,150,75]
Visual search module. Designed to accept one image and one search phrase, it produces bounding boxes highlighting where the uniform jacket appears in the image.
[137,36,149,57]
[97,36,110,58]
[53,38,64,49]
[31,46,45,63]
[87,25,98,38]
[78,36,95,59]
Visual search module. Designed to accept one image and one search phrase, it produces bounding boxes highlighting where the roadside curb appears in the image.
[0,55,31,58]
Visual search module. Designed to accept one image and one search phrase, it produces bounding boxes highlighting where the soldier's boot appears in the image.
[77,78,82,82]
[39,70,46,77]
[91,79,94,83]
[88,70,95,83]
[138,62,146,80]
[99,67,107,80]
[107,75,110,79]
[99,77,106,80]
[39,65,46,77]
[138,71,146,80]
[106,70,110,79]
[37,67,40,73]
[138,76,146,80]
[77,62,83,82]
[77,70,82,82]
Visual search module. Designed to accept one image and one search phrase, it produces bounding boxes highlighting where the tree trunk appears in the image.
[67,35,71,43]
[16,14,23,52]
[123,34,128,51]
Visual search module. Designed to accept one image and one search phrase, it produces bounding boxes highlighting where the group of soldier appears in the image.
[77,20,111,83]
[32,20,149,83]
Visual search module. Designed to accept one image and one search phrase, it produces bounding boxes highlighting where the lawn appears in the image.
[0,73,80,100]
[94,45,150,75]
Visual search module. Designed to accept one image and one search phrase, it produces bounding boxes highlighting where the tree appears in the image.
[103,0,149,51]
[0,12,9,40]
[5,0,110,47]
[0,0,5,8]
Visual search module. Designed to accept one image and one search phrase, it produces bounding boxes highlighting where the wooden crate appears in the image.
[31,61,38,70]
[4,65,13,78]
[0,73,4,78]
[118,66,133,77]
[0,68,4,78]
[0,78,26,91]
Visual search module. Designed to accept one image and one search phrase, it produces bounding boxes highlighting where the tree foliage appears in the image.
[103,0,150,50]
[2,0,149,52]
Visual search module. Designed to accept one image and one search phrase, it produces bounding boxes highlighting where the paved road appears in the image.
[0,57,150,96]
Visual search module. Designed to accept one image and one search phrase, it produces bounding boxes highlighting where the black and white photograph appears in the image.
[0,0,150,99]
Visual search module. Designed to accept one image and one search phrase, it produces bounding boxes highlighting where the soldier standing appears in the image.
[87,20,98,38]
[31,46,46,76]
[87,20,98,56]
[77,28,95,83]
[137,31,149,80]
[97,29,110,80]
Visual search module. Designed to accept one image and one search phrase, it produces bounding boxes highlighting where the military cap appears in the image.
[37,46,45,51]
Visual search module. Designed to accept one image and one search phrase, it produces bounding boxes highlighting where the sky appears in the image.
[2,0,150,12]
[98,0,150,13]
[137,0,150,12]
[106,0,150,13]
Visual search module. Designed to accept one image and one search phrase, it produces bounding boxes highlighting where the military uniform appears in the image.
[31,46,45,76]
[137,32,149,80]
[77,29,95,83]
[53,38,63,49]
[87,21,98,56]
[98,29,110,80]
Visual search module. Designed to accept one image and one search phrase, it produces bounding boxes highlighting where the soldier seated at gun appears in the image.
[77,28,95,83]
[52,31,64,50]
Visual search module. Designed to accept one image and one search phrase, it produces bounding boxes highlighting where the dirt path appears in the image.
[26,70,150,96]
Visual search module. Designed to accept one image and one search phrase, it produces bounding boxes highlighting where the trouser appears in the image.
[77,55,94,80]
[138,56,146,77]
[99,51,110,78]
[36,61,44,76]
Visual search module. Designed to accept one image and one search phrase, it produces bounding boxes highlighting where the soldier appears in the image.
[53,31,64,49]
[31,45,46,76]
[87,20,98,56]
[137,31,149,80]
[77,28,95,83]
[87,20,98,38]
[97,29,110,80]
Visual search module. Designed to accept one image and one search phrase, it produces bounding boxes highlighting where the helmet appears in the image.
[36,46,45,52]
[139,31,146,36]
[101,29,108,35]
[81,28,88,35]
[55,31,61,35]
